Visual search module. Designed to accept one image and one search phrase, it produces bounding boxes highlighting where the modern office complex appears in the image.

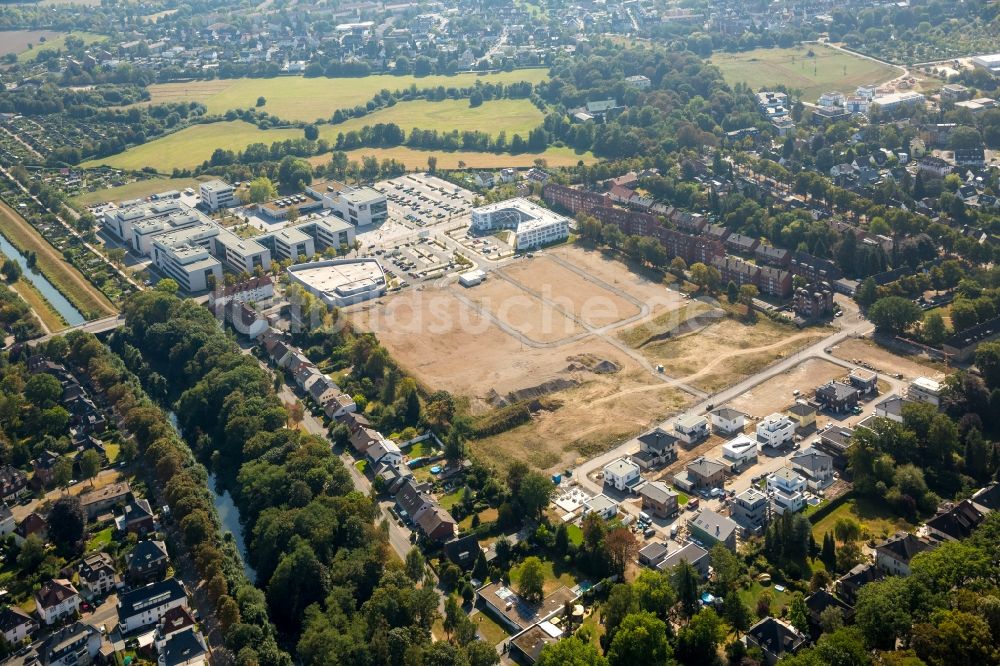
[470,198,570,249]
[321,183,388,227]
[199,179,236,211]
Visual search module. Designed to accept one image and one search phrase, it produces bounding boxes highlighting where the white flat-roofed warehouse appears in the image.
[286,258,387,306]
[470,198,569,250]
[973,53,1000,74]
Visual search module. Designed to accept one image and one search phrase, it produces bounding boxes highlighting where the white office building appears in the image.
[200,180,236,211]
[756,412,796,448]
[470,198,570,250]
[268,226,315,262]
[323,185,388,226]
[212,230,271,275]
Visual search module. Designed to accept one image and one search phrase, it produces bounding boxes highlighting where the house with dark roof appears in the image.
[657,542,710,577]
[874,394,915,423]
[836,562,885,605]
[685,456,725,490]
[631,428,678,470]
[638,542,669,568]
[744,617,807,665]
[971,483,1000,512]
[38,621,101,666]
[118,578,188,633]
[638,481,679,519]
[443,534,481,569]
[153,605,196,650]
[117,498,155,535]
[129,540,170,584]
[924,499,989,542]
[816,380,860,413]
[415,504,457,542]
[875,532,935,576]
[15,512,48,546]
[0,605,38,645]
[709,407,745,435]
[78,551,119,598]
[816,425,855,468]
[395,479,434,524]
[804,589,854,637]
[35,579,80,625]
[32,451,61,489]
[758,266,793,298]
[159,627,208,666]
[790,448,834,490]
[688,509,739,551]
[0,465,28,502]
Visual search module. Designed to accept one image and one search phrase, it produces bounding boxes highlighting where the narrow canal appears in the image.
[0,233,85,325]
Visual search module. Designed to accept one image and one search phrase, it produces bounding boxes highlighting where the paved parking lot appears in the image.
[447,226,517,260]
[380,236,463,284]
[374,172,475,231]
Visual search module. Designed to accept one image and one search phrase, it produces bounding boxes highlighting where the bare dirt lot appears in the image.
[829,338,948,382]
[501,255,643,328]
[458,279,585,344]
[345,246,827,471]
[729,358,847,418]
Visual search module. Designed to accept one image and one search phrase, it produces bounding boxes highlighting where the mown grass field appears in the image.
[710,44,901,101]
[308,144,596,170]
[81,120,303,171]
[0,201,116,318]
[83,99,588,173]
[144,69,550,122]
[811,494,916,543]
[0,30,64,56]
[15,31,105,62]
[72,176,214,207]
[319,98,544,139]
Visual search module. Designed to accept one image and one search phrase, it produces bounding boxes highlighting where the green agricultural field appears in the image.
[16,31,105,63]
[144,69,550,122]
[318,98,544,140]
[81,120,303,172]
[72,176,214,207]
[710,44,901,102]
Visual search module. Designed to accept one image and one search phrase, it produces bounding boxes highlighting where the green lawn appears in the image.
[354,459,369,474]
[86,526,113,552]
[81,120,303,172]
[439,490,463,511]
[17,31,105,63]
[811,494,916,543]
[677,492,689,506]
[459,507,498,531]
[509,557,578,596]
[318,98,545,140]
[405,440,438,458]
[738,581,791,615]
[143,69,550,122]
[710,44,901,102]
[565,523,584,546]
[72,176,213,207]
[472,611,510,646]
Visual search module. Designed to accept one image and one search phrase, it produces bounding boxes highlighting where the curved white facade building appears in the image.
[470,198,570,249]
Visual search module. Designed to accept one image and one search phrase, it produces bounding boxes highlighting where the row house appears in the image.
[755,244,791,268]
[725,233,759,256]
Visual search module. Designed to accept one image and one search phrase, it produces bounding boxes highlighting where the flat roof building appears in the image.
[200,179,235,211]
[322,183,388,227]
[471,198,570,250]
[286,258,386,306]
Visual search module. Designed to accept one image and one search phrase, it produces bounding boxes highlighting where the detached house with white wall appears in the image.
[756,413,796,448]
[35,579,80,626]
[767,466,807,515]
[790,448,834,491]
[603,457,641,492]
